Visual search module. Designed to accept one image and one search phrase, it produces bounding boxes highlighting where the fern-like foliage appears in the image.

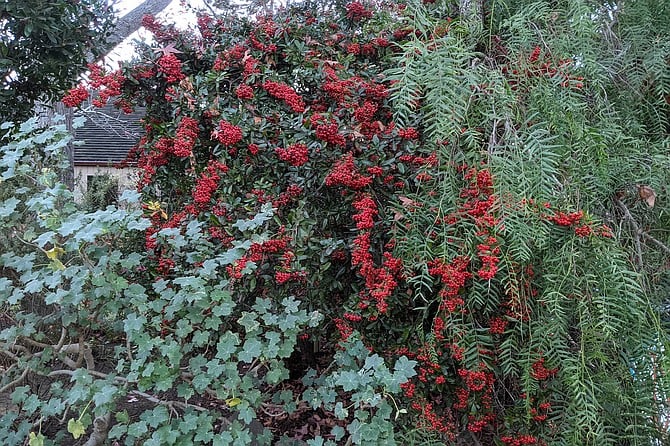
[383,0,670,444]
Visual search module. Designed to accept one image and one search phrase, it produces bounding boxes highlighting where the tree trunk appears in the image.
[105,0,173,51]
[459,0,483,25]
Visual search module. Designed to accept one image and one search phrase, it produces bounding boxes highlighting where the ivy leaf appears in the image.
[237,311,260,332]
[67,418,86,439]
[332,426,346,441]
[364,354,385,372]
[0,197,20,217]
[334,402,348,419]
[144,405,169,428]
[232,203,275,232]
[45,246,65,261]
[282,296,300,313]
[335,370,360,392]
[200,258,219,276]
[93,384,118,406]
[153,42,183,56]
[215,332,239,360]
[238,338,262,363]
[393,356,417,382]
[124,313,146,334]
[226,397,242,407]
[126,218,151,231]
[28,432,45,446]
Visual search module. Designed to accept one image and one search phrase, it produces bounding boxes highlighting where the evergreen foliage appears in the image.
[0,0,115,123]
[0,0,669,445]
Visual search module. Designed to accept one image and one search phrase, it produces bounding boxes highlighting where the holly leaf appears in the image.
[67,418,86,439]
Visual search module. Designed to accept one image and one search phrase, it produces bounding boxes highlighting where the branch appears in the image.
[0,366,29,394]
[640,231,670,256]
[82,413,111,446]
[105,0,173,51]
[614,197,644,268]
[614,197,670,264]
[46,369,211,413]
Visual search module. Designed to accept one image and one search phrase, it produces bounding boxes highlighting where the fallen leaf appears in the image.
[638,185,657,208]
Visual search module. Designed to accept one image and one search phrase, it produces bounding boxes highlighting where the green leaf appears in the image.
[0,197,20,217]
[126,218,151,231]
[28,432,45,446]
[364,354,385,372]
[332,426,345,441]
[334,402,348,420]
[215,332,239,360]
[93,384,118,407]
[237,312,260,332]
[282,296,300,313]
[67,418,86,439]
[238,338,262,363]
[335,371,360,392]
[232,203,274,232]
[143,405,169,428]
[393,356,417,380]
[124,313,146,334]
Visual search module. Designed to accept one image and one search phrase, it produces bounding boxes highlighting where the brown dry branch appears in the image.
[614,197,670,264]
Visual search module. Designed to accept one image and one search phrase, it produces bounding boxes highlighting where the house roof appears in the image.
[73,104,145,166]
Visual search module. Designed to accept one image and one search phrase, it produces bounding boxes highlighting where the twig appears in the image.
[468,430,484,446]
[614,198,644,268]
[0,348,21,363]
[640,231,670,256]
[614,197,670,263]
[126,335,133,363]
[0,366,29,394]
[259,402,287,418]
[20,337,51,349]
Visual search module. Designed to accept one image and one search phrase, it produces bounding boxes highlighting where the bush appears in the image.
[2,0,670,445]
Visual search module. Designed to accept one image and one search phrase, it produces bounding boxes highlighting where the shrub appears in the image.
[2,0,670,445]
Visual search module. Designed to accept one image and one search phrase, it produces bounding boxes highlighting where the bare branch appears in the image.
[0,366,29,394]
[83,413,111,446]
[614,197,644,268]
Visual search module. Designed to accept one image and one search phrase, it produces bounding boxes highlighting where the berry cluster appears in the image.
[192,160,228,204]
[530,357,558,381]
[62,85,89,108]
[262,80,306,113]
[157,53,185,84]
[345,1,373,21]
[212,120,243,146]
[275,143,309,166]
[325,153,372,190]
[235,84,255,100]
[315,122,346,146]
[173,117,199,157]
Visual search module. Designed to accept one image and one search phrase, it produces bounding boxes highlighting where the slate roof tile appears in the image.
[73,104,145,166]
